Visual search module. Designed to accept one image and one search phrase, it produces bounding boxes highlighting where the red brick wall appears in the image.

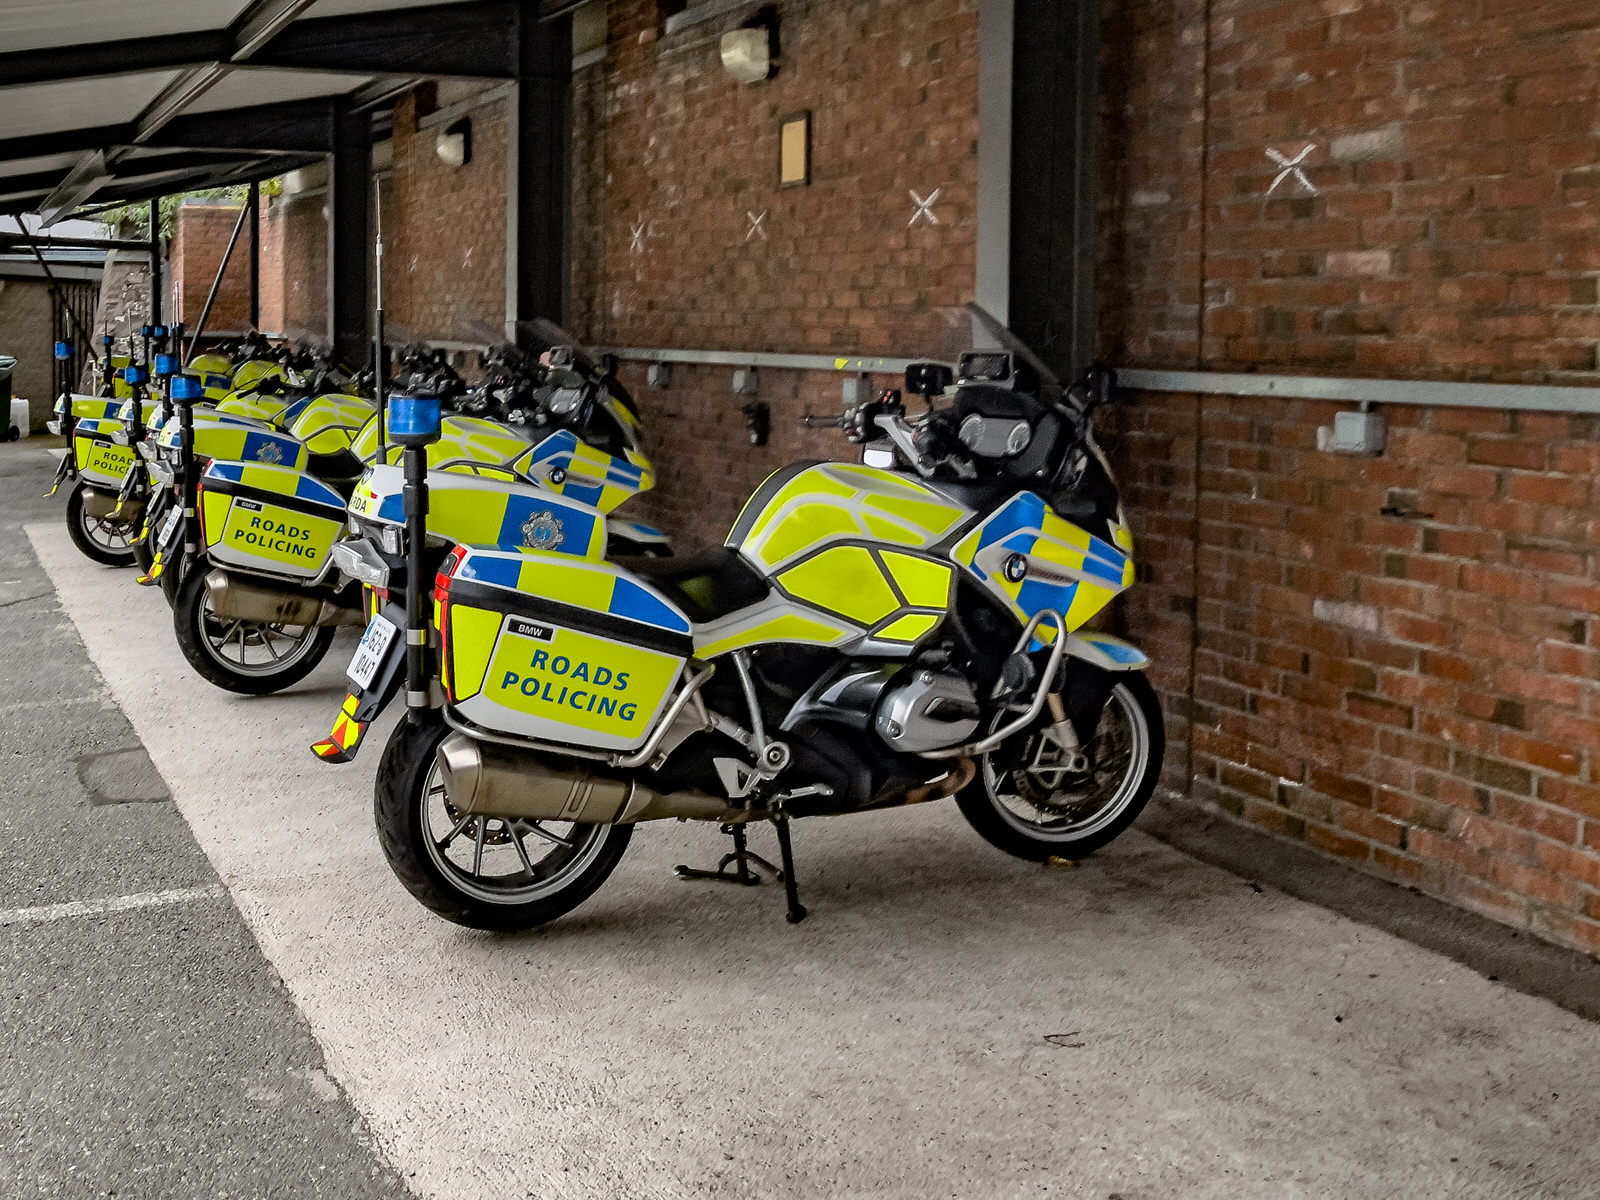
[389,89,508,343]
[258,190,328,339]
[573,0,980,540]
[170,203,252,335]
[1098,0,1600,954]
[572,0,978,357]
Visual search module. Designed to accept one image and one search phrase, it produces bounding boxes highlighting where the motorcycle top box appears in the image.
[437,546,693,753]
[197,460,348,581]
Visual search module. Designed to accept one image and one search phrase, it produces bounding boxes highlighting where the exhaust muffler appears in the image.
[436,732,743,825]
[82,489,142,524]
[205,570,365,628]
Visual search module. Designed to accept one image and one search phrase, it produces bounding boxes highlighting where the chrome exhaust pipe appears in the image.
[436,732,741,825]
[204,569,365,628]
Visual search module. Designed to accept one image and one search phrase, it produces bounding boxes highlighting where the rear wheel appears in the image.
[374,712,632,931]
[956,672,1165,861]
[65,482,136,567]
[173,566,335,694]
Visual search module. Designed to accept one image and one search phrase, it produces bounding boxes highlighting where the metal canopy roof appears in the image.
[0,0,537,221]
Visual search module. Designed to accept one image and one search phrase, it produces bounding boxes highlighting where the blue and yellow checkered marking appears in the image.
[203,460,347,512]
[456,549,691,635]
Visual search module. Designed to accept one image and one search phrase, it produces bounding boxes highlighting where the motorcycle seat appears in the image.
[619,546,769,624]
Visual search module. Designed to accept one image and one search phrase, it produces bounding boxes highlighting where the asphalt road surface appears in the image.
[0,442,404,1200]
[8,438,1600,1200]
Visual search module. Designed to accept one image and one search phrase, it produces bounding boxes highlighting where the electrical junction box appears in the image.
[647,363,671,389]
[732,368,759,396]
[841,374,872,408]
[1320,409,1386,454]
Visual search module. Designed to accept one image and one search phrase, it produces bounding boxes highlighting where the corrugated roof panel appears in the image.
[0,70,182,140]
[0,0,253,53]
[179,66,372,115]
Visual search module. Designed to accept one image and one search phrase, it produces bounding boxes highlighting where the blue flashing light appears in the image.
[122,365,149,386]
[389,394,442,444]
[154,354,178,378]
[54,341,73,360]
[171,375,203,401]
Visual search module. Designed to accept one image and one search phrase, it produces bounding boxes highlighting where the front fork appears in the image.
[313,403,441,763]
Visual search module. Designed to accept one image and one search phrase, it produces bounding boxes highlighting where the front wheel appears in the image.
[374,712,632,931]
[173,566,336,694]
[65,482,136,567]
[956,672,1165,861]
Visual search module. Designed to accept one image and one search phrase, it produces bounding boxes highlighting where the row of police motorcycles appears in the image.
[49,307,1164,929]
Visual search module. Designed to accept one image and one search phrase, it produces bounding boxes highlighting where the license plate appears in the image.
[347,614,398,690]
[157,505,183,552]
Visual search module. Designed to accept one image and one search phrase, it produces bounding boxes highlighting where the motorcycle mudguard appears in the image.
[1065,630,1148,672]
[311,602,407,763]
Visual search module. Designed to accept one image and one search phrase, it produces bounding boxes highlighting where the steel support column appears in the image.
[505,3,572,330]
[328,97,371,363]
[246,180,261,330]
[149,198,163,326]
[1008,0,1100,379]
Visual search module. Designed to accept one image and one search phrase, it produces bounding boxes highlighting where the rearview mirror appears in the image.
[905,361,953,398]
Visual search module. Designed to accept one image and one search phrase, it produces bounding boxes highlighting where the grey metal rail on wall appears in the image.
[1117,368,1600,416]
[602,346,1600,415]
[600,347,921,374]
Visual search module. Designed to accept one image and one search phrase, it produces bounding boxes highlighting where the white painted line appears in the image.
[0,884,225,926]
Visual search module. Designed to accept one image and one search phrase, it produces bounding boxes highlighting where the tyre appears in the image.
[956,671,1165,861]
[173,566,336,695]
[65,482,136,567]
[374,712,632,931]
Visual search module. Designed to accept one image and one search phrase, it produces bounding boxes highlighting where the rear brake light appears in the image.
[435,544,468,603]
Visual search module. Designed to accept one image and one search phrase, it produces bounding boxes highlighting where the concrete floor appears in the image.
[10,440,1600,1199]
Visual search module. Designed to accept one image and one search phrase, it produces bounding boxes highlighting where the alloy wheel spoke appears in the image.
[507,821,536,875]
[436,810,474,851]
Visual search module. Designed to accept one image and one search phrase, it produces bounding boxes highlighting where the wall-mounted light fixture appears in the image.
[721,5,779,84]
[436,117,472,168]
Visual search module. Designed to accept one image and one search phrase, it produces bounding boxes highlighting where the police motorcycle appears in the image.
[147,346,396,691]
[162,330,661,695]
[316,307,1165,931]
[47,328,166,567]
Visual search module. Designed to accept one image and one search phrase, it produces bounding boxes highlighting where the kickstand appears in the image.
[771,813,807,924]
[674,823,781,887]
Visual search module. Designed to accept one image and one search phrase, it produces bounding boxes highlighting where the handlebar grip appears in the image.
[799,413,845,429]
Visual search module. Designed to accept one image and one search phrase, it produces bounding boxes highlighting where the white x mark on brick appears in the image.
[1266,145,1318,195]
[909,187,941,227]
[629,216,650,255]
[745,210,768,242]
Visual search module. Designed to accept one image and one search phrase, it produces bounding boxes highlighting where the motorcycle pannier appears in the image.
[197,461,348,581]
[439,546,693,753]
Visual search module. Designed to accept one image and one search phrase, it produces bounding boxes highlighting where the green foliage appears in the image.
[85,179,284,242]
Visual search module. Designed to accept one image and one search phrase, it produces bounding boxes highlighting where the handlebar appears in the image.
[799,413,846,430]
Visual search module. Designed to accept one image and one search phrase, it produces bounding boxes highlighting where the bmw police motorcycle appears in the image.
[47,328,170,567]
[317,307,1165,931]
[165,331,665,694]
